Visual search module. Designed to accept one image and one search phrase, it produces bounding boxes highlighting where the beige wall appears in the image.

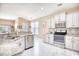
[0,19,15,26]
[34,16,50,39]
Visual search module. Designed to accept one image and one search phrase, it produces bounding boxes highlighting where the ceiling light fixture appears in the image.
[41,7,44,10]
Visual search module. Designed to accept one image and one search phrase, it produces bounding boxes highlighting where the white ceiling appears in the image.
[0,3,78,20]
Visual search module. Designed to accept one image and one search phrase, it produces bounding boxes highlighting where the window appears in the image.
[0,25,11,33]
[31,21,39,35]
[23,23,29,32]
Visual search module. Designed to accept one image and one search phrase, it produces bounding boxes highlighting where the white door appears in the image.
[65,36,73,49]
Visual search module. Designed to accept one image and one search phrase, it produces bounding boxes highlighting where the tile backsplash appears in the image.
[67,28,79,35]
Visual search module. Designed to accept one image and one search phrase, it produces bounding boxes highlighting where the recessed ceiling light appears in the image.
[41,7,44,10]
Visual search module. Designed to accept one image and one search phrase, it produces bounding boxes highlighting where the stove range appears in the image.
[54,30,67,43]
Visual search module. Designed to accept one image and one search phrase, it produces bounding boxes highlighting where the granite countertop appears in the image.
[0,35,25,45]
[27,34,33,35]
[66,34,79,37]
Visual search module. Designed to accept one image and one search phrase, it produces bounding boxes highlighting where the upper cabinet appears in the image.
[48,12,66,28]
[48,16,55,28]
[66,12,79,28]
[54,12,66,28]
[48,17,51,28]
[50,16,55,28]
[59,13,66,22]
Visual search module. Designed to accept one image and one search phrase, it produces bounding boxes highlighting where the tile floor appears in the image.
[17,36,79,56]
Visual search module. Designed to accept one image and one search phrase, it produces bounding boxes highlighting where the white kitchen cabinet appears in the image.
[0,36,25,56]
[72,13,79,27]
[50,16,55,28]
[48,34,54,44]
[65,35,79,51]
[55,12,66,23]
[73,37,79,51]
[44,34,49,43]
[65,36,73,49]
[66,14,73,28]
[54,12,66,28]
[60,13,66,22]
[45,37,49,43]
[48,18,51,28]
[44,34,54,44]
[48,16,55,28]
[43,34,49,43]
[54,14,60,23]
[18,36,25,51]
[66,12,79,28]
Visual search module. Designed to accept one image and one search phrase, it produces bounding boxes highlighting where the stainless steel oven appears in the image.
[54,30,67,43]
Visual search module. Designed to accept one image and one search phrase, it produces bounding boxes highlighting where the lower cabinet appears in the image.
[43,35,49,43]
[48,34,54,44]
[65,36,73,49]
[44,34,54,45]
[65,35,79,51]
[0,36,25,56]
[11,36,25,55]
[73,37,79,51]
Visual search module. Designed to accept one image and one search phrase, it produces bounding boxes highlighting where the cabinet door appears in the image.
[66,14,73,28]
[66,12,79,28]
[48,18,51,28]
[43,34,48,43]
[44,35,49,43]
[73,37,79,51]
[19,37,25,50]
[60,13,65,22]
[48,34,54,44]
[65,36,73,49]
[72,13,79,27]
[50,16,55,28]
[54,15,60,23]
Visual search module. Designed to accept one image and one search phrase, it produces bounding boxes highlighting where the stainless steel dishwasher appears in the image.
[25,34,34,50]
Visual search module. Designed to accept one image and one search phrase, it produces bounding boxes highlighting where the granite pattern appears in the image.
[0,35,25,56]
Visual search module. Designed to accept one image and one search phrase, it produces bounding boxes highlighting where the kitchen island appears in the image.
[0,32,34,56]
